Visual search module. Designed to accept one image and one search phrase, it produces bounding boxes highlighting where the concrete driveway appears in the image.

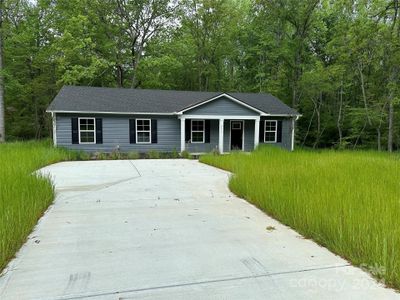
[0,160,398,300]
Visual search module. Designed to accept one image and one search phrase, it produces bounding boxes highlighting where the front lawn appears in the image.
[0,141,78,272]
[200,147,400,289]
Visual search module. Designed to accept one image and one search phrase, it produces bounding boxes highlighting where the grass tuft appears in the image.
[0,140,78,272]
[200,146,400,289]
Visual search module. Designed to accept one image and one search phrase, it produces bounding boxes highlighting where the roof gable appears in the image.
[179,94,263,115]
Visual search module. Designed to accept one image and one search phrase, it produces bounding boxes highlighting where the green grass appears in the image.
[200,146,400,288]
[0,140,78,272]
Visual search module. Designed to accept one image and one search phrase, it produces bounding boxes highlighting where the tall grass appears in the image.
[200,146,400,288]
[0,140,78,272]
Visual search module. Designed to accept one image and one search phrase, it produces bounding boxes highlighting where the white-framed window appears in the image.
[231,121,242,130]
[79,118,96,144]
[191,120,205,143]
[264,120,277,143]
[136,119,151,143]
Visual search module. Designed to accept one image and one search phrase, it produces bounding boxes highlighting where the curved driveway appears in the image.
[0,160,398,299]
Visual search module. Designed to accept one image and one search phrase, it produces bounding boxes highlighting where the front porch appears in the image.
[179,115,260,154]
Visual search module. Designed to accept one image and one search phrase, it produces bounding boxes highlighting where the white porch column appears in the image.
[254,117,260,149]
[52,112,57,147]
[218,118,224,153]
[291,117,295,151]
[180,118,185,152]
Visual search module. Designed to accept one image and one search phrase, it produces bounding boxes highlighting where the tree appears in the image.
[0,0,4,142]
[113,0,179,88]
[0,0,399,150]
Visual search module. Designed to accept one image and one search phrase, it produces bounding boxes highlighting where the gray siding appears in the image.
[184,96,258,116]
[56,114,180,152]
[244,120,255,151]
[55,113,294,153]
[186,120,219,153]
[259,117,293,151]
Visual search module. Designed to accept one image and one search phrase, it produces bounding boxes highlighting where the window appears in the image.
[231,121,242,130]
[79,118,96,144]
[264,120,277,143]
[136,119,151,143]
[191,120,205,143]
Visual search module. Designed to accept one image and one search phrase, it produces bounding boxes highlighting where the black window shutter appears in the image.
[185,119,191,142]
[71,118,79,144]
[277,120,283,143]
[259,120,264,143]
[129,119,136,144]
[205,120,211,143]
[95,118,103,144]
[151,119,157,143]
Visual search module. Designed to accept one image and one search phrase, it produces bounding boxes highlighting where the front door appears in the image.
[230,121,244,150]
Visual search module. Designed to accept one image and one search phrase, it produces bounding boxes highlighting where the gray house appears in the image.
[47,86,300,154]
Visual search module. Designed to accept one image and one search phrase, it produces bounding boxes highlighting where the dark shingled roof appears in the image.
[47,86,299,116]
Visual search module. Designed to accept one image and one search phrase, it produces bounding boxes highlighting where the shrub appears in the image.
[146,150,160,159]
[160,152,170,159]
[170,148,180,158]
[211,147,220,156]
[93,152,108,160]
[127,151,140,159]
[76,151,90,161]
[110,150,122,160]
[180,150,191,159]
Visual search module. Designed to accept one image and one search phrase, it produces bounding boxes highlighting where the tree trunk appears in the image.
[377,128,381,151]
[387,0,399,152]
[337,81,344,147]
[312,93,322,149]
[302,107,315,147]
[358,63,372,126]
[116,65,123,87]
[0,0,4,142]
[388,96,393,152]
[292,53,301,108]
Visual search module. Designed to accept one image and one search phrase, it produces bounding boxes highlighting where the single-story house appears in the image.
[47,86,300,154]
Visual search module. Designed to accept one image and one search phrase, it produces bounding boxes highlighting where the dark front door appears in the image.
[230,121,244,150]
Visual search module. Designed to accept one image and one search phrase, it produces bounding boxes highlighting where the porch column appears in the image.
[254,117,260,149]
[52,112,57,147]
[218,118,224,153]
[180,118,185,152]
[291,117,295,151]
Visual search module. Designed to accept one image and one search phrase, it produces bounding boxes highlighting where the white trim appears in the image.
[177,93,267,115]
[229,120,245,151]
[180,115,259,120]
[180,118,185,152]
[254,118,260,149]
[47,110,174,115]
[78,117,96,144]
[268,114,302,117]
[52,112,57,147]
[190,119,205,143]
[231,121,242,130]
[218,119,224,153]
[46,110,301,117]
[291,117,295,151]
[47,110,301,118]
[264,120,277,143]
[135,118,152,144]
